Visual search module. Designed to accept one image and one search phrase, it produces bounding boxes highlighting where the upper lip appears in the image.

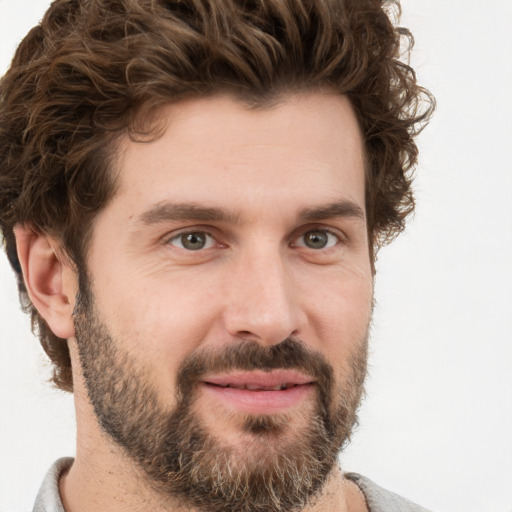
[202,370,314,391]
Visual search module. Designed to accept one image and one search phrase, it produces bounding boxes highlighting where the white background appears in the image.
[1,1,511,511]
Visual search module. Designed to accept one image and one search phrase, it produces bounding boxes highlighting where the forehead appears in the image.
[112,91,366,220]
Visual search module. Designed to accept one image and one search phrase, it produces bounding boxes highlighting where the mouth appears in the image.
[207,382,302,391]
[200,370,315,414]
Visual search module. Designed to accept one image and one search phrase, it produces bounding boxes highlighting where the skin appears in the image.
[16,91,372,511]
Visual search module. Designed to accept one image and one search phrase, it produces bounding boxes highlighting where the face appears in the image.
[73,92,373,511]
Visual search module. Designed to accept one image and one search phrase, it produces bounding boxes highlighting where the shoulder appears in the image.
[33,457,73,512]
[345,473,434,512]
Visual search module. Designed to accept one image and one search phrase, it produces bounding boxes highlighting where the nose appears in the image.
[222,247,306,346]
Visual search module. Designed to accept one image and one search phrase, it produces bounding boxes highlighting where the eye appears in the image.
[168,231,216,251]
[294,229,339,250]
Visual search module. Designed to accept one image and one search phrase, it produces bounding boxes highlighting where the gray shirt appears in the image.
[33,458,432,512]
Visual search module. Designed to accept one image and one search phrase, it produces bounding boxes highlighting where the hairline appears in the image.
[69,87,375,275]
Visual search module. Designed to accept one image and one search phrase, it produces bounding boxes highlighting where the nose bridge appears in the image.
[224,242,302,344]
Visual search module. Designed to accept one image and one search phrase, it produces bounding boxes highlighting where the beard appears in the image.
[73,282,368,512]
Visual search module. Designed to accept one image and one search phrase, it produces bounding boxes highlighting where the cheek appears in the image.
[304,266,373,362]
[90,268,224,392]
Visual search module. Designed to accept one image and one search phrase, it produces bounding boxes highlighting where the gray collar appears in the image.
[33,458,432,512]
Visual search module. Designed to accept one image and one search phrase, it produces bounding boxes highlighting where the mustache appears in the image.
[175,338,335,402]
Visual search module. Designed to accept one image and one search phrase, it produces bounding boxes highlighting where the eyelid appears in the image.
[291,225,346,248]
[163,227,220,249]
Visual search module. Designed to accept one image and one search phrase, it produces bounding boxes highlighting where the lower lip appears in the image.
[200,383,314,415]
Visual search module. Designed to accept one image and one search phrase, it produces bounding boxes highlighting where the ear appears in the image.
[14,226,77,339]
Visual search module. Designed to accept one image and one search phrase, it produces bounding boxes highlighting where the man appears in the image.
[0,0,434,511]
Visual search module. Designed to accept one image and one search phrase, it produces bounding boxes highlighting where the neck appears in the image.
[60,456,366,512]
[61,373,186,511]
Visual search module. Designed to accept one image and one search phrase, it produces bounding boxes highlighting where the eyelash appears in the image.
[165,227,344,252]
[166,230,218,251]
[292,228,342,250]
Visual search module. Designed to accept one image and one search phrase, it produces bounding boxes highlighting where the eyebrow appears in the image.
[136,199,365,227]
[137,202,240,225]
[298,200,365,223]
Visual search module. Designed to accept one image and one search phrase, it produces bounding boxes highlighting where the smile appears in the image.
[208,382,300,391]
[200,370,315,414]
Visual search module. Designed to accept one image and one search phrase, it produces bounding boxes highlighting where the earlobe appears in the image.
[14,226,77,339]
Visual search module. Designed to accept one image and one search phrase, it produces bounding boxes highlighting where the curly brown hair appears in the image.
[0,0,434,391]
